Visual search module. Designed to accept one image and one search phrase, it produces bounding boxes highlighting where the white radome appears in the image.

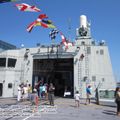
[80,15,87,28]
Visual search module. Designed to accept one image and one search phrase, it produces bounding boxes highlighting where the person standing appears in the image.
[39,84,43,99]
[74,91,80,107]
[45,83,48,100]
[28,84,32,101]
[115,87,120,116]
[85,85,92,105]
[23,84,28,101]
[48,83,55,106]
[17,85,22,102]
[42,84,46,99]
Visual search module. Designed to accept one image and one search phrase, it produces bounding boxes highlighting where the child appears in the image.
[31,88,39,112]
[75,91,80,107]
[31,88,38,105]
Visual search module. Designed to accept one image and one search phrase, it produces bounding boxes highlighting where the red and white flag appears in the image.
[27,21,36,32]
[60,32,73,49]
[16,3,41,12]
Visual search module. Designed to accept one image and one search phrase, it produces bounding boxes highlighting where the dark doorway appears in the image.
[0,83,3,96]
[33,58,74,97]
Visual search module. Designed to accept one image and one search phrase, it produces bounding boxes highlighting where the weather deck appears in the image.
[0,97,119,120]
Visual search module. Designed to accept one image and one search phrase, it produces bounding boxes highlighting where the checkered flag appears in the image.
[49,29,59,40]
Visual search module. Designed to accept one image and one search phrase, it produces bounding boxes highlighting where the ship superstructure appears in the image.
[0,15,116,98]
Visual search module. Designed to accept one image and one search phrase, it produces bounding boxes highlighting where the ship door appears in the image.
[33,58,74,97]
[0,83,3,96]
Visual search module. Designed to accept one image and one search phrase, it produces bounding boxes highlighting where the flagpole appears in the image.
[51,38,55,46]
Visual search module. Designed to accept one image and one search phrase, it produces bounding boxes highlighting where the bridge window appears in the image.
[96,50,99,54]
[100,49,104,55]
[87,47,91,54]
[8,58,17,67]
[81,41,85,45]
[92,76,96,81]
[0,58,6,67]
[8,83,12,88]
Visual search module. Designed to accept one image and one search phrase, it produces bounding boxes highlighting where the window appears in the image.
[81,41,85,45]
[0,58,6,67]
[91,41,95,45]
[8,83,12,88]
[8,58,17,67]
[87,47,91,54]
[102,78,105,82]
[96,50,99,54]
[83,76,87,82]
[92,76,96,82]
[99,90,115,99]
[100,49,104,55]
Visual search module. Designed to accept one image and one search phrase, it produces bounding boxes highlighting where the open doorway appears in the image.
[33,58,74,97]
[0,83,3,96]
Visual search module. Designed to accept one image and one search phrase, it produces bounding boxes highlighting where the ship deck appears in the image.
[0,97,119,120]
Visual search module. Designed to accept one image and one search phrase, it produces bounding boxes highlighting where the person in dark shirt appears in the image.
[115,87,120,116]
[48,83,55,106]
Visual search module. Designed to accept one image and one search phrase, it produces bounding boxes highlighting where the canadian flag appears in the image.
[16,3,41,12]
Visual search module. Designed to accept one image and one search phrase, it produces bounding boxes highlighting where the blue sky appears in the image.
[0,0,120,81]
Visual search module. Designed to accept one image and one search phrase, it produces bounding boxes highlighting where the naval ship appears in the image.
[0,15,116,99]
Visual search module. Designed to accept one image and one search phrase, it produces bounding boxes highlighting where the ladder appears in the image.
[84,45,90,85]
[20,62,25,83]
[78,60,82,97]
[21,58,30,83]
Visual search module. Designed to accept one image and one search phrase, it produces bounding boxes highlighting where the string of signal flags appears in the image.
[0,0,74,49]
